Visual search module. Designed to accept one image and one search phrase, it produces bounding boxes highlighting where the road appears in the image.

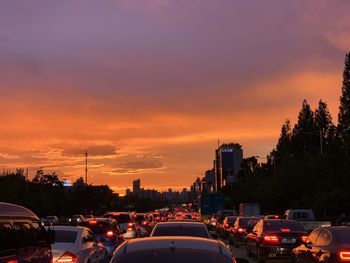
[219,237,256,263]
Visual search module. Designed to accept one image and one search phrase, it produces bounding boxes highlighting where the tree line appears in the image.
[228,52,350,221]
[0,169,165,217]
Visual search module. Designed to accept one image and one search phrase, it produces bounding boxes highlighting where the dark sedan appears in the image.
[229,217,260,247]
[293,226,350,263]
[246,219,307,263]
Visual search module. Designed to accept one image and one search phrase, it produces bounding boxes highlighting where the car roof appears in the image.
[155,222,205,227]
[116,236,231,256]
[47,225,86,232]
[0,202,39,220]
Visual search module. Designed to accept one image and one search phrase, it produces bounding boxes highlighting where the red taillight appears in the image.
[89,220,97,225]
[263,235,279,244]
[274,215,279,219]
[238,228,246,233]
[56,251,78,263]
[128,223,133,227]
[280,228,290,232]
[340,251,350,261]
[7,260,18,263]
[142,221,147,225]
[301,235,308,243]
[106,231,114,237]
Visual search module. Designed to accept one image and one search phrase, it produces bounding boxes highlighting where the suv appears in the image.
[0,202,53,263]
[103,212,140,238]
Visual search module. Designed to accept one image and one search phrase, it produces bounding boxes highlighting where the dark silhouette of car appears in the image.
[246,219,307,263]
[0,202,54,263]
[293,226,350,263]
[229,216,260,247]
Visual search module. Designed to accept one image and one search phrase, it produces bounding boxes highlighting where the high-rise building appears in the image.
[215,143,243,190]
[133,179,141,196]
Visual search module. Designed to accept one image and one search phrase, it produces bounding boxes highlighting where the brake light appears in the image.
[280,228,290,232]
[56,251,78,263]
[274,215,279,219]
[301,236,308,243]
[7,260,18,263]
[106,231,114,237]
[263,235,279,244]
[128,223,133,227]
[340,251,350,261]
[142,221,147,225]
[238,228,246,233]
[89,220,97,225]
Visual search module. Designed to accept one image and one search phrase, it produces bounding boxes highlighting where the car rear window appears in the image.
[135,216,145,223]
[152,225,209,238]
[240,218,260,226]
[112,249,232,263]
[116,215,131,223]
[264,221,305,232]
[334,228,350,243]
[54,230,78,243]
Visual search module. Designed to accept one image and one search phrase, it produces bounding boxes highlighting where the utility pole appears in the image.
[85,150,88,186]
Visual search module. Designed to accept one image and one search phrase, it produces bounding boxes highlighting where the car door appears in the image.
[31,220,52,263]
[13,221,37,263]
[296,228,322,263]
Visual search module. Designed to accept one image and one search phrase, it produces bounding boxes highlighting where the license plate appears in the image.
[281,238,296,244]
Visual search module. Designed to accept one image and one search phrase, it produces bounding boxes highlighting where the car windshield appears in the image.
[334,228,350,243]
[54,230,78,243]
[264,221,305,232]
[152,225,209,238]
[112,249,232,263]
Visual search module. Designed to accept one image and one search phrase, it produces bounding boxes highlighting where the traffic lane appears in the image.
[220,238,256,263]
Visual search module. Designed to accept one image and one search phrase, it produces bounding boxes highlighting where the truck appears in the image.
[199,193,225,221]
[283,209,331,232]
[239,203,260,217]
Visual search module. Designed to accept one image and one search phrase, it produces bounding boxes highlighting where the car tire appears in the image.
[257,247,265,263]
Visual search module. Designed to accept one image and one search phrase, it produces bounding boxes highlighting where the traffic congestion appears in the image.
[2,201,350,263]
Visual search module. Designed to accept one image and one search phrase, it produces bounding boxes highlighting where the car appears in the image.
[48,225,107,263]
[69,214,84,225]
[0,202,54,263]
[80,218,125,258]
[133,213,152,237]
[229,216,260,247]
[103,212,139,239]
[293,226,350,263]
[150,221,211,239]
[246,219,307,263]
[110,236,243,263]
[43,215,59,226]
[216,210,237,233]
[218,216,238,239]
[208,213,218,231]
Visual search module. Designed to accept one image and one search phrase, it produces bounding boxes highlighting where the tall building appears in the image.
[215,143,243,190]
[133,179,141,196]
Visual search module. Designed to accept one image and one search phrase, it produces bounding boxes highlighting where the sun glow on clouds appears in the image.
[0,0,348,191]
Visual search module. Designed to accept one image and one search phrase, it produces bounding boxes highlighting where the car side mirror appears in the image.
[47,229,55,244]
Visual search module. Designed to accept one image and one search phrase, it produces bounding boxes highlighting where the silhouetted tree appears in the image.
[338,52,350,132]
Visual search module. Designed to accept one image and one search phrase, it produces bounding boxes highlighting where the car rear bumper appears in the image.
[259,245,294,259]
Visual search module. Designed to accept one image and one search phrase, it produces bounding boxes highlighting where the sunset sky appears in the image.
[1,1,350,195]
